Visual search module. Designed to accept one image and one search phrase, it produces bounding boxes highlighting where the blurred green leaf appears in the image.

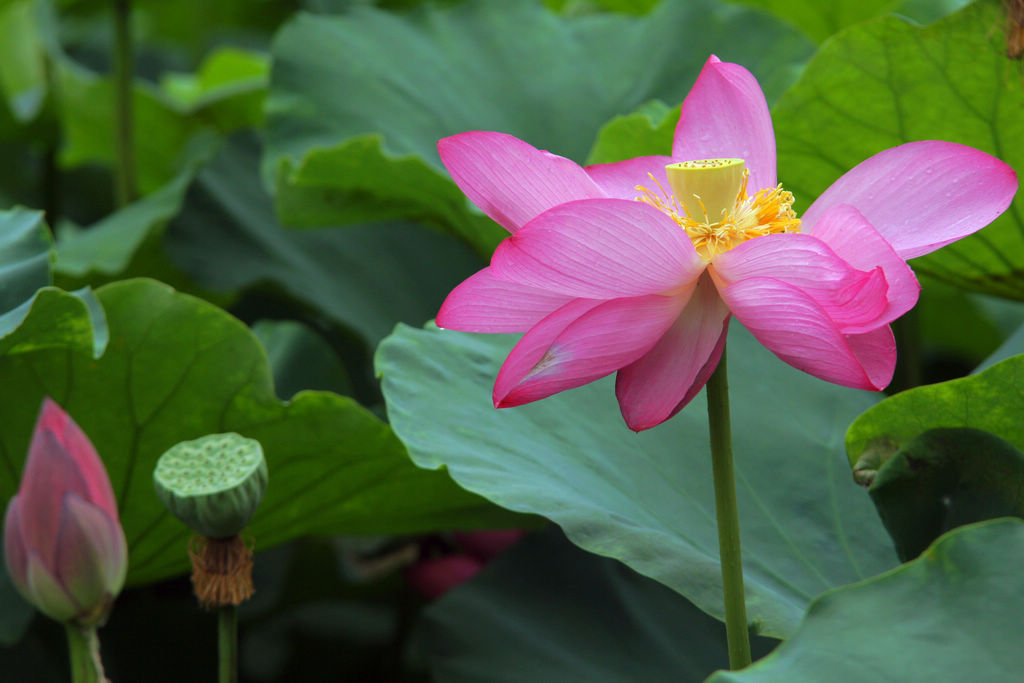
[159,47,269,131]
[0,206,51,311]
[54,141,212,280]
[55,59,194,195]
[55,45,267,195]
[253,319,353,400]
[772,0,1024,300]
[0,0,46,122]
[418,527,778,682]
[266,0,812,254]
[709,519,1024,682]
[728,0,900,42]
[586,101,676,165]
[166,133,483,347]
[865,427,1024,561]
[0,279,528,586]
[376,323,896,638]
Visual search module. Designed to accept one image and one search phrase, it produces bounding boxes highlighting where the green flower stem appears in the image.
[112,0,136,206]
[705,346,752,669]
[219,605,238,683]
[65,623,109,683]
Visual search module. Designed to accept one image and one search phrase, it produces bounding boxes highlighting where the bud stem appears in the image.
[65,623,109,683]
[219,605,238,683]
[705,345,752,669]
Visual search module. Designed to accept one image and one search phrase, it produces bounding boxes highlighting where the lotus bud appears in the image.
[3,398,128,627]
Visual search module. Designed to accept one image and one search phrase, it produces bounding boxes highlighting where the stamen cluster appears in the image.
[637,170,801,260]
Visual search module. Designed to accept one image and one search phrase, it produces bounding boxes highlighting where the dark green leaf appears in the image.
[253,319,353,400]
[867,427,1024,561]
[419,527,778,682]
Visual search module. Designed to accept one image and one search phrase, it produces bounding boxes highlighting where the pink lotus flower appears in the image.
[436,56,1017,431]
[4,398,128,625]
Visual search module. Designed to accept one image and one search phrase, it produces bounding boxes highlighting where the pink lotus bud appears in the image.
[3,398,128,626]
[405,555,483,600]
[453,530,525,562]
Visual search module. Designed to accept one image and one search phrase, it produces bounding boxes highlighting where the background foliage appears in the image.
[0,0,1021,680]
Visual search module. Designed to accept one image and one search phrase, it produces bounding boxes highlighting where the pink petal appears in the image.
[18,430,91,567]
[490,198,705,299]
[585,156,673,200]
[54,495,127,619]
[406,555,483,600]
[717,277,893,390]
[3,499,29,597]
[673,56,776,192]
[495,293,689,407]
[808,204,920,327]
[35,399,118,521]
[438,131,605,234]
[802,141,1018,260]
[711,233,889,334]
[454,530,526,562]
[846,326,897,390]
[615,275,730,431]
[436,267,573,333]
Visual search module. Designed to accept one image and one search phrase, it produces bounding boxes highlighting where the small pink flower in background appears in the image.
[406,555,483,600]
[4,398,128,625]
[436,55,1017,431]
[406,530,525,600]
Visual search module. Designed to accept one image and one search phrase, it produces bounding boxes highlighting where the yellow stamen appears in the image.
[637,158,801,261]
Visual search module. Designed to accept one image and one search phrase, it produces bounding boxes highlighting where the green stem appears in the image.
[705,346,752,669]
[112,0,136,206]
[218,605,238,683]
[65,623,109,683]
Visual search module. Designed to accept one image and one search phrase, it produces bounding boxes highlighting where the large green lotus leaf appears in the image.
[0,279,527,587]
[418,527,778,682]
[266,0,813,254]
[165,133,483,347]
[709,518,1024,681]
[0,206,51,311]
[771,0,1024,300]
[846,354,1024,470]
[376,323,896,638]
